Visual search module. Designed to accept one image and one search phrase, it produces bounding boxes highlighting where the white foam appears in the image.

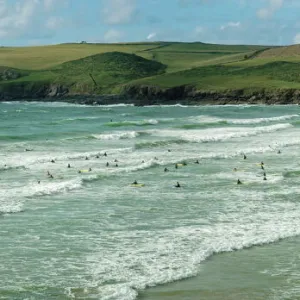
[31,178,82,196]
[150,123,292,143]
[228,114,299,124]
[186,114,299,125]
[99,104,134,107]
[92,131,139,140]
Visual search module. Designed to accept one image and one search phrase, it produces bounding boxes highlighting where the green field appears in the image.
[1,41,300,97]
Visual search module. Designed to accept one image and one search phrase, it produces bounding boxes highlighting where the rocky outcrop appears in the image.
[0,69,22,81]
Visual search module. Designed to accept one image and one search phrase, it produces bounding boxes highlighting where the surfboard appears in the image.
[79,169,90,173]
[176,164,185,167]
[131,184,145,187]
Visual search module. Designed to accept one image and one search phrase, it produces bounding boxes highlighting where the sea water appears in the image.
[1,102,300,299]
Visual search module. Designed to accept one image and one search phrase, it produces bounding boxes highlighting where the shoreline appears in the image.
[138,236,300,300]
[1,83,300,106]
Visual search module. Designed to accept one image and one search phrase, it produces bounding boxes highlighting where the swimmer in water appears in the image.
[85,156,89,161]
[51,159,55,163]
[183,162,187,166]
[237,179,242,185]
[175,182,181,188]
[175,164,178,169]
[89,168,92,172]
[104,152,107,157]
[96,155,100,158]
[164,168,169,172]
[67,164,71,168]
[243,154,247,160]
[195,160,199,164]
[233,168,238,172]
[106,162,109,167]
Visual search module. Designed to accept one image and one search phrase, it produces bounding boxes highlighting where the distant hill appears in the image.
[257,44,300,58]
[3,41,300,103]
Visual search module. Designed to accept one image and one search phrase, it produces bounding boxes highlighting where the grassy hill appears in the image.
[54,52,166,93]
[1,41,300,101]
[132,61,300,92]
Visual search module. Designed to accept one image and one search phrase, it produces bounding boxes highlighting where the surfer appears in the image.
[51,159,55,163]
[104,152,107,157]
[85,156,89,160]
[243,154,247,160]
[233,168,238,172]
[49,174,54,179]
[183,162,187,166]
[38,180,40,184]
[237,179,242,185]
[277,150,281,154]
[175,182,181,188]
[47,171,51,176]
[89,168,92,172]
[175,164,178,169]
[142,160,145,163]
[106,162,109,167]
[78,170,82,173]
[261,165,264,170]
[194,160,199,164]
[263,175,267,181]
[67,164,71,168]
[164,168,169,172]
[115,164,118,167]
[96,155,100,158]
[133,180,138,185]
[114,159,118,162]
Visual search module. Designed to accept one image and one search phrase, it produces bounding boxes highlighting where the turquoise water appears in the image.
[1,102,300,299]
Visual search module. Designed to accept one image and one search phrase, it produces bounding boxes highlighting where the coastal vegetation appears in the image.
[1,41,300,102]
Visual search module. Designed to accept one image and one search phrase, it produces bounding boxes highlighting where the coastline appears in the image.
[1,82,300,106]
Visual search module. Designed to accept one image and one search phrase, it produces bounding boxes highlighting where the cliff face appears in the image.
[1,81,300,105]
[0,83,69,100]
[121,85,300,105]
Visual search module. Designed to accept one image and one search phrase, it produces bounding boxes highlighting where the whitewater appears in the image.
[1,102,300,300]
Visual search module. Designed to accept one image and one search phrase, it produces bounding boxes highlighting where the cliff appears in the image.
[1,81,299,106]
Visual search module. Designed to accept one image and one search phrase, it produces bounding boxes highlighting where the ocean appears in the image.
[1,101,300,300]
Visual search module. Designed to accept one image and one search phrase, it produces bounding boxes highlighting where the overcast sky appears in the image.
[0,0,299,46]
